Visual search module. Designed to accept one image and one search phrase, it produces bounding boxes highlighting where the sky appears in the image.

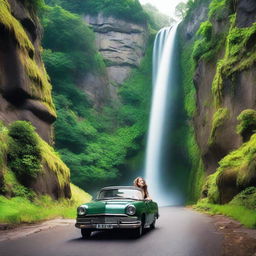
[139,0,186,17]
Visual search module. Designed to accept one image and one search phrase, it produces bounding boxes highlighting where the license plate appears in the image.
[96,224,113,229]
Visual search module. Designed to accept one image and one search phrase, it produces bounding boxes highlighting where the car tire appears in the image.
[133,224,143,238]
[150,215,157,229]
[150,219,156,229]
[81,229,91,239]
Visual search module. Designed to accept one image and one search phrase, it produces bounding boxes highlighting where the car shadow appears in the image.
[69,228,156,242]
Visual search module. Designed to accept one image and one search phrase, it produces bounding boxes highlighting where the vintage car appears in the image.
[75,186,159,238]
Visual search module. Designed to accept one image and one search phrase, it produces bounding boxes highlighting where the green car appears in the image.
[75,186,159,238]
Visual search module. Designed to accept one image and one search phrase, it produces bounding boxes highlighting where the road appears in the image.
[0,207,223,256]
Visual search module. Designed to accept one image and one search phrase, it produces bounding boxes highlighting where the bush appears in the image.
[7,121,42,183]
[54,0,148,24]
[229,187,256,210]
[236,109,256,141]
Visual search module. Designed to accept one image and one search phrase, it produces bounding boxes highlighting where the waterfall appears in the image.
[145,24,179,206]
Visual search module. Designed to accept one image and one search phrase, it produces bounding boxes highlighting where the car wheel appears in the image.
[150,219,156,229]
[150,215,157,229]
[81,229,91,239]
[133,224,143,238]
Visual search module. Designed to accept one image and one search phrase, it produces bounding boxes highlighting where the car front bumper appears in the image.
[75,222,141,229]
[75,215,141,229]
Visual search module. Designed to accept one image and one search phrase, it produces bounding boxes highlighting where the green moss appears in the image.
[209,107,229,145]
[0,0,56,117]
[186,131,206,203]
[180,41,196,117]
[39,136,70,190]
[202,170,221,203]
[212,17,256,107]
[217,134,256,188]
[2,169,35,198]
[229,187,256,210]
[19,52,56,117]
[0,0,34,53]
[208,0,230,20]
[0,122,8,172]
[236,109,256,137]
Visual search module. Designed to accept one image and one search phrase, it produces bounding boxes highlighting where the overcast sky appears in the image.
[139,0,186,17]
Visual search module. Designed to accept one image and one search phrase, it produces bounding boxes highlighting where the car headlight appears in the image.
[126,205,136,215]
[77,206,87,215]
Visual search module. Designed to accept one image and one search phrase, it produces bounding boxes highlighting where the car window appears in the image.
[98,189,143,200]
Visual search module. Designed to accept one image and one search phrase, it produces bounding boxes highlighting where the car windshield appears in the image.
[97,188,143,200]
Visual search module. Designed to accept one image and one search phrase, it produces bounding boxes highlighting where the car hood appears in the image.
[80,199,136,215]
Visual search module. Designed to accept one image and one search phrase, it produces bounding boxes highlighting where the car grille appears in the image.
[77,216,138,224]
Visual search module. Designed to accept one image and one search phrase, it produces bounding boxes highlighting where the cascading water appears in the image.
[145,24,180,206]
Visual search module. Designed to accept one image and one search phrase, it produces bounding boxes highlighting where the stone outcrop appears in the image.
[180,0,256,203]
[0,0,56,143]
[0,0,71,199]
[83,13,148,99]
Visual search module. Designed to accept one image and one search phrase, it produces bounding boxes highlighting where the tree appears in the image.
[175,2,187,19]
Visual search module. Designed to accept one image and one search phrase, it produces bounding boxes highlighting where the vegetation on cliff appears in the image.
[41,1,154,192]
[45,0,148,24]
[0,121,90,223]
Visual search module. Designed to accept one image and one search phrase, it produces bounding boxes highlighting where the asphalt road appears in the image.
[0,207,223,256]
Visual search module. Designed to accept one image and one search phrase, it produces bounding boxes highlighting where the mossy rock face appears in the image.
[204,134,256,204]
[229,186,256,209]
[0,121,71,199]
[0,0,56,142]
[237,109,256,142]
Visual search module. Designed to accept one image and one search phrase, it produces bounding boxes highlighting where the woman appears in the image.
[133,177,151,200]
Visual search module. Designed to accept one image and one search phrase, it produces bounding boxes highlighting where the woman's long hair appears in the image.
[133,177,149,199]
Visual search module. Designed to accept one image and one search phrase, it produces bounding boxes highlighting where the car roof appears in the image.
[100,186,142,191]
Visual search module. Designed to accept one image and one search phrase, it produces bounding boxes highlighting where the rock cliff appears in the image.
[83,13,148,99]
[0,0,70,199]
[180,0,256,203]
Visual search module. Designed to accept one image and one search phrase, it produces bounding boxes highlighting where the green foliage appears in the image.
[195,200,256,228]
[209,108,229,145]
[229,187,256,210]
[0,122,8,173]
[23,0,45,12]
[208,0,230,20]
[8,121,42,183]
[237,109,256,139]
[41,1,153,192]
[55,0,148,24]
[56,43,153,191]
[212,16,256,107]
[179,36,206,204]
[193,20,226,62]
[0,184,91,223]
[217,133,256,188]
[42,5,102,75]
[180,42,196,117]
[202,170,221,203]
[2,169,35,198]
[186,127,206,203]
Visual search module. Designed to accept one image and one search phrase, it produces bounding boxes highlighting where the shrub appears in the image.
[229,187,256,210]
[236,109,256,141]
[7,121,42,183]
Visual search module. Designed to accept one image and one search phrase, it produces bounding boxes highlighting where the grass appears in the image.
[0,183,92,224]
[194,200,256,228]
